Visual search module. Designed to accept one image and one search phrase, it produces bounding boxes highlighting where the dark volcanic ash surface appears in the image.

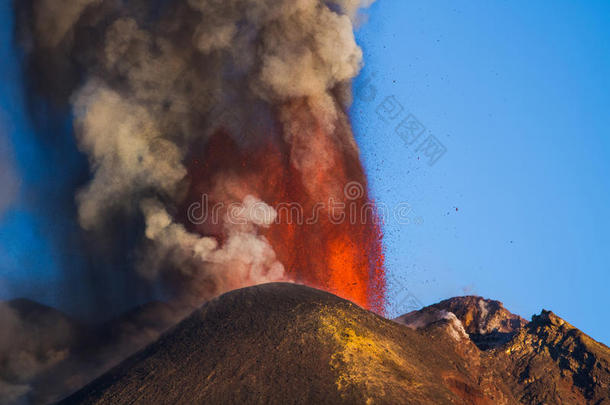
[59,283,479,404]
[57,283,609,405]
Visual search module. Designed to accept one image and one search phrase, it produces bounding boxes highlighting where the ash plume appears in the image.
[0,122,19,220]
[15,0,380,311]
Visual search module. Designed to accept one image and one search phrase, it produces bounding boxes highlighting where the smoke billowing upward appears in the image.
[15,0,385,314]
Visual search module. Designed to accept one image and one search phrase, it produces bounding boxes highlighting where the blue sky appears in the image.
[352,0,610,343]
[0,1,608,344]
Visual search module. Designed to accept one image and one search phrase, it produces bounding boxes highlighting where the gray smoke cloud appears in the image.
[0,300,78,404]
[0,121,20,220]
[17,0,374,305]
[0,297,192,404]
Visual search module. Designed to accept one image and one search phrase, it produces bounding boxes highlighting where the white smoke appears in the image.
[395,308,469,342]
[140,195,284,298]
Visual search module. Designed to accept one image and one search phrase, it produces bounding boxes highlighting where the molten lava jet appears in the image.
[184,105,386,313]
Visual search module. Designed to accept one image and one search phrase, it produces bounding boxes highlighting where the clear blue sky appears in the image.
[0,1,608,344]
[352,0,610,343]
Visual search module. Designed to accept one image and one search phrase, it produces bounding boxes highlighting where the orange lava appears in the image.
[182,103,386,313]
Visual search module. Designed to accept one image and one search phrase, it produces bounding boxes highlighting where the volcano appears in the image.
[6,1,608,404]
[49,283,609,405]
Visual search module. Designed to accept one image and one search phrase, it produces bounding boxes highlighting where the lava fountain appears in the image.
[17,0,386,313]
[184,101,386,311]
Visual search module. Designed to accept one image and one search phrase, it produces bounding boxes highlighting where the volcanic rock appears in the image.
[498,310,610,404]
[397,296,610,404]
[397,296,529,350]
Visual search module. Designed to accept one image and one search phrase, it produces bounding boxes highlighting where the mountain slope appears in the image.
[5,285,609,405]
[497,310,610,404]
[59,283,514,405]
[397,296,610,404]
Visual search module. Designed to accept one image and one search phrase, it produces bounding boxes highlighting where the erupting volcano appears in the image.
[5,3,610,405]
[16,0,386,313]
